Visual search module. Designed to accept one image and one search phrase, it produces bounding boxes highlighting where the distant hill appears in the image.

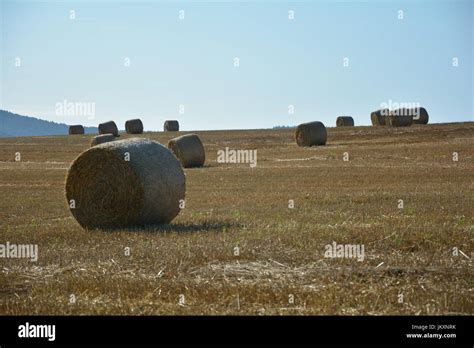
[0,110,97,137]
[0,111,299,136]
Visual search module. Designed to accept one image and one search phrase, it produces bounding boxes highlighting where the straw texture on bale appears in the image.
[370,109,389,126]
[164,120,179,132]
[168,134,205,168]
[65,138,185,229]
[98,121,119,136]
[336,116,354,127]
[412,107,429,125]
[295,121,327,147]
[125,119,144,134]
[90,134,117,147]
[69,125,84,135]
[387,109,414,127]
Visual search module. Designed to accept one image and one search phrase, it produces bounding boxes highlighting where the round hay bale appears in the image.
[90,134,117,147]
[125,119,144,134]
[168,134,205,168]
[370,109,389,126]
[295,121,327,147]
[412,107,429,125]
[69,125,84,135]
[387,109,414,127]
[336,116,354,127]
[164,120,179,132]
[98,121,119,136]
[65,138,185,230]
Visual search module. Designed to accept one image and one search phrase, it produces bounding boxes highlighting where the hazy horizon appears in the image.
[1,0,472,131]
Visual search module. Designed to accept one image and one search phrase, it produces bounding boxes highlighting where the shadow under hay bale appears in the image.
[370,109,389,126]
[164,120,179,132]
[336,116,354,127]
[68,125,84,135]
[295,121,327,147]
[387,109,414,127]
[115,221,240,234]
[90,134,117,147]
[65,138,185,230]
[125,119,144,134]
[168,134,205,168]
[98,121,119,136]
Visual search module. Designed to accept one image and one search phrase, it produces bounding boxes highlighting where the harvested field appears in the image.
[0,122,472,315]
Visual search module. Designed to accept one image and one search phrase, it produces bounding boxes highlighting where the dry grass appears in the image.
[0,123,473,315]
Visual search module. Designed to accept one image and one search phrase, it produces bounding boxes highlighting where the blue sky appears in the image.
[1,0,472,130]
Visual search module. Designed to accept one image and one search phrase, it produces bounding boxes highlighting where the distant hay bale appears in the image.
[164,120,179,132]
[370,109,389,126]
[387,109,414,127]
[98,121,119,136]
[65,138,185,230]
[69,125,84,135]
[168,134,205,168]
[90,134,117,147]
[125,119,144,134]
[295,121,327,147]
[412,107,429,125]
[336,116,354,127]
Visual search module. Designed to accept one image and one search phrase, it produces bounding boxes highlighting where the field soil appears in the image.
[0,122,472,315]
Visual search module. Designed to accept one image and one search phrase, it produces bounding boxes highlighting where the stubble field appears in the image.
[0,122,472,315]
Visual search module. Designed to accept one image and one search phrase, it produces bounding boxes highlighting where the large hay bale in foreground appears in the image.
[412,107,429,125]
[90,134,117,147]
[69,125,84,135]
[98,121,119,136]
[168,134,205,168]
[164,120,179,132]
[295,121,327,147]
[125,119,144,134]
[336,116,354,127]
[370,109,389,126]
[387,109,414,127]
[65,138,185,229]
